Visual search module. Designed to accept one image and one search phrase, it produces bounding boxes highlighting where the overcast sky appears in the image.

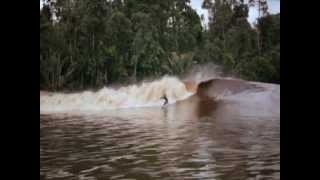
[191,0,280,26]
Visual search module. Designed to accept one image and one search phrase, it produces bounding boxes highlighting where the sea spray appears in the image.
[40,76,196,113]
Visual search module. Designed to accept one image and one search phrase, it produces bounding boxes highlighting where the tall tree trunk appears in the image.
[258,0,261,18]
[222,25,226,50]
[257,29,261,55]
[133,57,138,82]
[92,33,95,52]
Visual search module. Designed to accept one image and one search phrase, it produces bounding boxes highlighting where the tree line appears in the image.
[40,0,279,91]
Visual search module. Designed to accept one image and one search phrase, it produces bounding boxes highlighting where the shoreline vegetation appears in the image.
[40,0,279,91]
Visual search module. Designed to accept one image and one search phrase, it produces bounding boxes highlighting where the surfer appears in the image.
[161,94,168,107]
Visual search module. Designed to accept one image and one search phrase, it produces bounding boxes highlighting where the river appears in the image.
[40,78,280,180]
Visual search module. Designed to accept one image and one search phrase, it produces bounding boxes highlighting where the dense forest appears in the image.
[40,0,279,91]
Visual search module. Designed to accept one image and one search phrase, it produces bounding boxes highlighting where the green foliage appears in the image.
[257,13,280,52]
[40,0,280,91]
[196,0,280,83]
[40,0,204,90]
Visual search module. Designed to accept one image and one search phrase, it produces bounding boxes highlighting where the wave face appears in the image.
[40,63,279,114]
[40,76,195,113]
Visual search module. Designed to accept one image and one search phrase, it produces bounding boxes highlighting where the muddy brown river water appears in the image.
[40,79,280,180]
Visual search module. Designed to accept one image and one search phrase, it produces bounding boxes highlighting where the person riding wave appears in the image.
[161,94,168,107]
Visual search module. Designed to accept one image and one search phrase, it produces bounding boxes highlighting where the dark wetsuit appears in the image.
[161,95,168,107]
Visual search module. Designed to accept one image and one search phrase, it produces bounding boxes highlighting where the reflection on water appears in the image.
[40,80,280,180]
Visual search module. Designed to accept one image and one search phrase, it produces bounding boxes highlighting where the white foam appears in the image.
[40,76,194,113]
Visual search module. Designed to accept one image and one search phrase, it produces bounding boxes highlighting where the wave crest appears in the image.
[40,76,196,113]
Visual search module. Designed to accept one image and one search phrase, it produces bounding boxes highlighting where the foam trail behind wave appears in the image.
[40,76,195,113]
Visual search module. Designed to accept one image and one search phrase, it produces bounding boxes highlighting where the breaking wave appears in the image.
[40,76,198,113]
[41,63,278,114]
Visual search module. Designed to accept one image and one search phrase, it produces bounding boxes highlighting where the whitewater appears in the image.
[40,76,199,113]
[40,63,280,179]
[40,63,278,114]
